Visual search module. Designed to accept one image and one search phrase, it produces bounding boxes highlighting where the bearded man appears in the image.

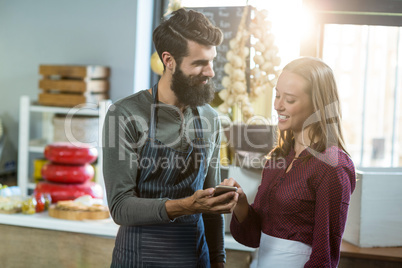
[102,8,239,268]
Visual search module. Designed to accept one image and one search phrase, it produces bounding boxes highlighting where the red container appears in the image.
[42,163,94,184]
[44,142,98,165]
[34,181,103,203]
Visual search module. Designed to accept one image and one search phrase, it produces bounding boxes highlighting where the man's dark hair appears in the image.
[153,8,223,70]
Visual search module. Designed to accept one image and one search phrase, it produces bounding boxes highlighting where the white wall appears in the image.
[0,0,154,148]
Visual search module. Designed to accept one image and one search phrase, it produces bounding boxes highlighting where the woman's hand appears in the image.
[220,178,250,223]
[220,178,247,205]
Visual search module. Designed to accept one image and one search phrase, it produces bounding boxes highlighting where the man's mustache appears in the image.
[191,76,210,85]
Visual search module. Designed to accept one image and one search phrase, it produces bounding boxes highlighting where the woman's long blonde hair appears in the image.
[270,57,349,160]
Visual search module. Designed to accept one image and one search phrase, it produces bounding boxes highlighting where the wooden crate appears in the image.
[37,65,110,107]
[39,65,110,79]
[39,79,109,93]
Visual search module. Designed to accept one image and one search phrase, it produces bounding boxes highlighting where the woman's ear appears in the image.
[161,52,175,71]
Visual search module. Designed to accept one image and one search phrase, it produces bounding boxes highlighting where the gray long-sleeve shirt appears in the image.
[102,89,225,263]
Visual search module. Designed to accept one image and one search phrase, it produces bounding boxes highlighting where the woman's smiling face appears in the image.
[274,70,314,134]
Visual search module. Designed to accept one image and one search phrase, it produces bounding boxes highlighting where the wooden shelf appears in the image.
[18,96,112,197]
[28,139,47,153]
[30,102,100,116]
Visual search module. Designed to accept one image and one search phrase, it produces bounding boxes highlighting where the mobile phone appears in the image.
[213,185,238,196]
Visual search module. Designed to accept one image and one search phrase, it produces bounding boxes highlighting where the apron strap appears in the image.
[191,107,204,139]
[149,83,158,140]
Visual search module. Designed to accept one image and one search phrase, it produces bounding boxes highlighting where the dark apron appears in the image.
[111,84,211,268]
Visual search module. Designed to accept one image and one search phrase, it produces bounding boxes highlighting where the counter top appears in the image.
[341,240,402,262]
[0,211,119,237]
[0,212,255,252]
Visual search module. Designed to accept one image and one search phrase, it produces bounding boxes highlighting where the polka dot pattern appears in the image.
[231,146,356,267]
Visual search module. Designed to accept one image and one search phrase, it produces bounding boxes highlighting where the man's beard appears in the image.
[170,68,215,108]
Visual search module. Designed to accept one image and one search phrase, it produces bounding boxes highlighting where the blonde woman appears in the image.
[223,57,356,267]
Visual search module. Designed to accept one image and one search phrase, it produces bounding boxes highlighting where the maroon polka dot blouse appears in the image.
[231,146,356,267]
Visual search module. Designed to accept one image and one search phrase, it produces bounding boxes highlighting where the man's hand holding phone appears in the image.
[183,179,243,215]
[207,184,238,214]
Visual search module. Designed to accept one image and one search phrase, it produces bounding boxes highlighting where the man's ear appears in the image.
[161,52,175,71]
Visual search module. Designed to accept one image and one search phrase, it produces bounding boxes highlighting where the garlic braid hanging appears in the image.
[218,6,281,123]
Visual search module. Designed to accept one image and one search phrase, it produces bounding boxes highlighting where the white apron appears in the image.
[257,232,312,268]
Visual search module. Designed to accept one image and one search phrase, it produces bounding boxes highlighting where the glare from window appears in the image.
[180,1,402,168]
[181,0,303,68]
[323,25,402,167]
